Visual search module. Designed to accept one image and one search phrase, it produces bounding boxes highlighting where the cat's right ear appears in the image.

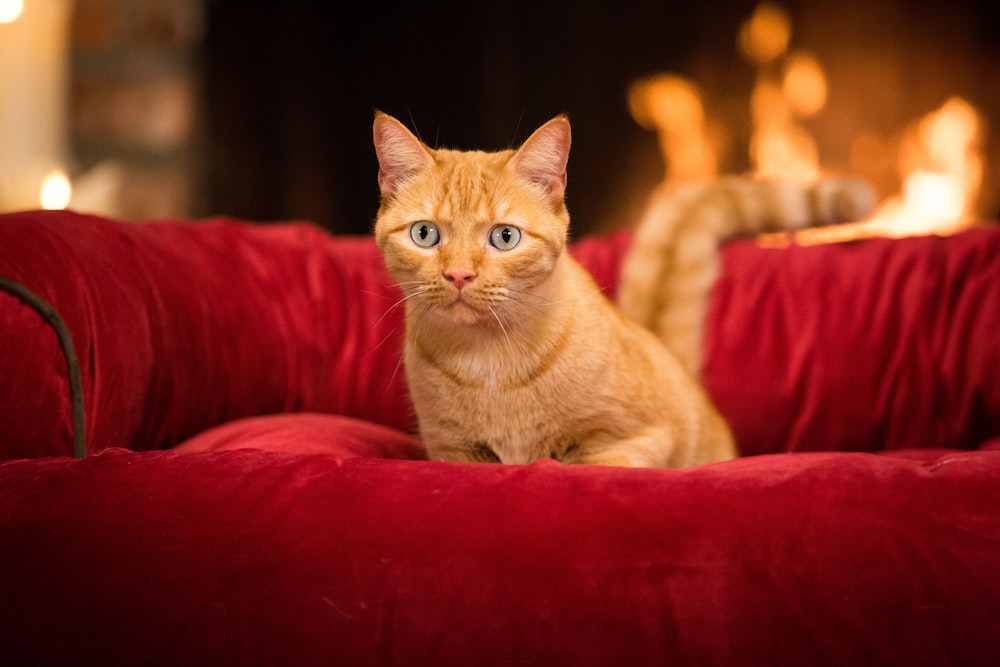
[509,115,571,206]
[373,111,434,197]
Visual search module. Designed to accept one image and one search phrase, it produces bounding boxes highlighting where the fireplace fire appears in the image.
[629,1,993,243]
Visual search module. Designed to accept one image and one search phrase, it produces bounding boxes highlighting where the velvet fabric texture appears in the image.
[2,210,1000,665]
[3,446,999,666]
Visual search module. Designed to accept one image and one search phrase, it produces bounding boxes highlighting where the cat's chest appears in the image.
[406,332,576,396]
[405,335,599,445]
[418,373,576,461]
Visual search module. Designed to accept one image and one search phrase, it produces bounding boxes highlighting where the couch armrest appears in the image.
[0,211,413,458]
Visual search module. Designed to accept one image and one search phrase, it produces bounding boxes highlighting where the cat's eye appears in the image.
[489,225,521,251]
[409,221,440,248]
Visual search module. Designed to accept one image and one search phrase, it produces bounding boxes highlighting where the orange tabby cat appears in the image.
[372,111,872,467]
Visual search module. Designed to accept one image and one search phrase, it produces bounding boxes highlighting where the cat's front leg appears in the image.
[561,428,675,468]
[566,451,651,467]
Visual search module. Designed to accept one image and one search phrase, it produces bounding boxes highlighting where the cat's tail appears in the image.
[618,176,876,378]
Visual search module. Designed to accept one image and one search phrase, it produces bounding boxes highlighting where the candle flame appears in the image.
[40,170,72,210]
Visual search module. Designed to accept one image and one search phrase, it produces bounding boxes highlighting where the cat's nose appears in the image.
[444,268,476,289]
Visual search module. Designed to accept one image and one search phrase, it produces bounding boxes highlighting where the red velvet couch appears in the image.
[2,210,999,666]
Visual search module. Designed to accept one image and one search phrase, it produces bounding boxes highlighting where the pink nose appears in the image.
[444,268,476,289]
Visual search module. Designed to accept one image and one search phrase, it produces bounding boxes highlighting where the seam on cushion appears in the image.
[0,276,86,458]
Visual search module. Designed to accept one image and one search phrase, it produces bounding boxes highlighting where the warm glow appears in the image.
[751,126,820,182]
[849,133,892,176]
[629,76,705,132]
[746,50,823,181]
[0,0,73,214]
[782,51,827,117]
[628,75,717,182]
[40,170,72,210]
[738,3,791,65]
[862,97,984,235]
[635,2,990,243]
[0,0,23,23]
[750,80,791,127]
[739,7,984,240]
[913,97,983,193]
[903,171,965,224]
[788,97,985,244]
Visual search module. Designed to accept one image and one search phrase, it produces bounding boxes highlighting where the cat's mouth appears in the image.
[446,293,480,313]
[435,291,496,324]
[444,286,477,308]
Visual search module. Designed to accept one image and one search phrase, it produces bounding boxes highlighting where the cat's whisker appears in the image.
[384,346,406,394]
[506,297,552,316]
[503,286,549,300]
[368,298,415,358]
[501,290,562,319]
[372,281,423,295]
[369,289,427,365]
[497,306,523,345]
[368,321,406,359]
[488,306,515,355]
[504,286,563,307]
[380,301,433,392]
[372,288,425,329]
[363,280,423,297]
[409,302,434,338]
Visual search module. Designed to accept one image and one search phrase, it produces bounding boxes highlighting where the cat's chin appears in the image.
[430,301,496,327]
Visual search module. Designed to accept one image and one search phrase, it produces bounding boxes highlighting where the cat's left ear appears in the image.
[509,115,571,205]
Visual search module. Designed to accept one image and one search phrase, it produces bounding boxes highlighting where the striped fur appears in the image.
[619,177,876,377]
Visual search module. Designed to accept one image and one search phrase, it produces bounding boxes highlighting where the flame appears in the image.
[838,96,985,239]
[40,170,72,210]
[628,74,717,183]
[738,4,826,185]
[744,4,988,241]
[0,0,23,24]
[633,2,990,245]
[782,52,826,118]
[738,3,791,65]
[764,97,986,246]
[747,57,824,183]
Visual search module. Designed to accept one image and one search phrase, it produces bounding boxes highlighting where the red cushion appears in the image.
[176,412,425,460]
[2,446,998,664]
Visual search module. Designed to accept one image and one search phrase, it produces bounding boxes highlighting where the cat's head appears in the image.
[373,111,571,327]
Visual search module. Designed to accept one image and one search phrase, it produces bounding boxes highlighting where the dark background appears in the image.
[203,0,1000,236]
